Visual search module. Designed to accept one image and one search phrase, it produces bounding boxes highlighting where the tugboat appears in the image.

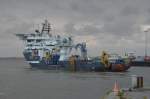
[16,20,130,72]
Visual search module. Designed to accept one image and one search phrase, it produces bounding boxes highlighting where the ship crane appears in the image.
[75,42,87,60]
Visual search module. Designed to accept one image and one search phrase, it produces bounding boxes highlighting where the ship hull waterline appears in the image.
[27,60,130,72]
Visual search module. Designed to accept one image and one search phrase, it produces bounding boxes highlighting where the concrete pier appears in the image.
[103,77,150,99]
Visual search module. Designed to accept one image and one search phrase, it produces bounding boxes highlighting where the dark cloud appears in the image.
[0,0,150,57]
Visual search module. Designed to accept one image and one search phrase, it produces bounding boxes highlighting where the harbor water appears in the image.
[0,58,150,99]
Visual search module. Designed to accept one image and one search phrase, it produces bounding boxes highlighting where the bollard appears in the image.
[137,76,143,88]
[132,75,137,89]
[131,75,143,89]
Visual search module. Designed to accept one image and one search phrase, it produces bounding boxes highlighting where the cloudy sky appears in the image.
[0,0,150,57]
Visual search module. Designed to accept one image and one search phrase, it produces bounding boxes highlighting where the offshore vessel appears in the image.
[16,20,130,72]
[16,20,74,69]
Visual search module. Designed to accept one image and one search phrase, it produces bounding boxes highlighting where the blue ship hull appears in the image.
[23,52,106,71]
[59,60,106,71]
[28,61,106,71]
[60,60,130,72]
[23,52,130,72]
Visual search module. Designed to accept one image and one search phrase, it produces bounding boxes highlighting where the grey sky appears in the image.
[0,0,150,57]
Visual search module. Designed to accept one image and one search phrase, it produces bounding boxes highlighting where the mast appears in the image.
[144,28,150,57]
[41,20,52,36]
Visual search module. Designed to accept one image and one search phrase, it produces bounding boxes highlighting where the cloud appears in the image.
[64,22,102,36]
[0,0,150,57]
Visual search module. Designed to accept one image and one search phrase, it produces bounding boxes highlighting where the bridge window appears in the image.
[27,39,34,42]
[36,39,42,43]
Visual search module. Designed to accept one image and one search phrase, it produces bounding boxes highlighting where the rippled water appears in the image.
[0,58,150,99]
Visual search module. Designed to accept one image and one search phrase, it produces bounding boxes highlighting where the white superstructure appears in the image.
[16,20,74,62]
